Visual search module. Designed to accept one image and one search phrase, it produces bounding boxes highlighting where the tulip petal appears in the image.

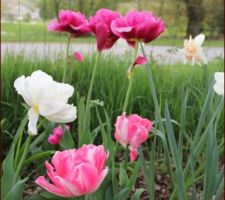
[28,108,39,135]
[194,34,205,46]
[129,148,138,162]
[35,176,71,197]
[134,56,148,66]
[213,81,224,96]
[214,72,224,82]
[45,104,77,123]
[95,23,110,51]
[14,75,33,106]
[89,168,108,193]
[74,51,84,62]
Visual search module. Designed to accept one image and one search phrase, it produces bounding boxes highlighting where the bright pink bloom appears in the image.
[111,11,164,47]
[35,144,109,197]
[53,125,64,137]
[48,10,90,37]
[89,9,121,51]
[48,134,61,145]
[114,112,153,162]
[133,56,148,66]
[74,51,84,62]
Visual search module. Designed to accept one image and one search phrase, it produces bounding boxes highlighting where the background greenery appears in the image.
[2,53,224,155]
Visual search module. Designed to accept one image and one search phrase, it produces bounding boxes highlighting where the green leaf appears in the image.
[105,185,114,200]
[1,145,16,199]
[114,188,129,200]
[77,96,92,147]
[60,131,75,149]
[131,188,145,200]
[4,178,27,200]
[119,163,128,188]
[127,160,140,189]
[165,103,187,200]
[138,146,151,196]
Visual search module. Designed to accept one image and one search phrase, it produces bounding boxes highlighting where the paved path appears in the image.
[1,40,224,64]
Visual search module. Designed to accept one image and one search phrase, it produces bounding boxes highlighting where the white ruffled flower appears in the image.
[182,34,207,66]
[213,72,224,97]
[14,70,77,135]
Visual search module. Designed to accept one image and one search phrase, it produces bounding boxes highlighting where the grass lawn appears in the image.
[2,21,224,47]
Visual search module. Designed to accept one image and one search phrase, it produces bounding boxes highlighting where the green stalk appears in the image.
[122,41,139,112]
[140,43,174,186]
[13,135,32,184]
[62,34,72,82]
[86,52,101,104]
[124,145,129,169]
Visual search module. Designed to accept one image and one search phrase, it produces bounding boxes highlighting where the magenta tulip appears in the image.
[89,9,121,51]
[111,10,164,47]
[74,51,84,62]
[48,10,90,37]
[114,112,153,161]
[36,144,109,197]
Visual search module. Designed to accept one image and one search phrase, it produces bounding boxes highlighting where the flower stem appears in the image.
[13,135,32,184]
[124,145,129,169]
[62,34,72,83]
[122,41,139,112]
[86,52,101,104]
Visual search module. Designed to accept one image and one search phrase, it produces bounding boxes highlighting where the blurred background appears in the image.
[1,0,224,44]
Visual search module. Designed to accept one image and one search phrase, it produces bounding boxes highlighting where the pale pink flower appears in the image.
[48,10,90,37]
[74,51,84,62]
[89,9,121,51]
[114,112,153,162]
[111,11,164,47]
[182,34,207,65]
[35,144,109,197]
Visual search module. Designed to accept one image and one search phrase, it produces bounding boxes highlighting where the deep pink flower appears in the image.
[111,11,164,47]
[74,51,84,62]
[35,144,109,197]
[89,9,121,51]
[133,56,148,66]
[48,10,90,37]
[114,112,153,162]
[53,125,64,137]
[48,134,61,145]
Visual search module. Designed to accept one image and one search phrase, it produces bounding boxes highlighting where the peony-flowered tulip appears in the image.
[74,51,84,62]
[111,10,164,47]
[48,10,90,37]
[35,144,109,197]
[213,72,224,96]
[89,9,121,51]
[14,70,77,135]
[114,112,153,161]
[182,34,207,66]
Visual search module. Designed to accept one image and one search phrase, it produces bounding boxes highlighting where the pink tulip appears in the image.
[89,9,121,51]
[111,11,164,47]
[53,125,64,137]
[35,144,109,197]
[48,10,90,37]
[114,112,153,162]
[74,51,84,62]
[133,56,148,66]
[48,134,61,145]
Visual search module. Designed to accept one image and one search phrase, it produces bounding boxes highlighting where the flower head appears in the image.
[35,144,109,197]
[111,10,164,47]
[74,51,84,62]
[48,10,90,37]
[114,112,153,161]
[182,34,207,65]
[48,125,68,145]
[89,9,121,51]
[213,72,224,96]
[14,70,77,135]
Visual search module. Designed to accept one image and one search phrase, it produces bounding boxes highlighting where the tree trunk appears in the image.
[185,0,204,37]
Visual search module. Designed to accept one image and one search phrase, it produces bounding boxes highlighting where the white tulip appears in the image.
[213,72,224,97]
[182,34,207,66]
[14,70,77,135]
